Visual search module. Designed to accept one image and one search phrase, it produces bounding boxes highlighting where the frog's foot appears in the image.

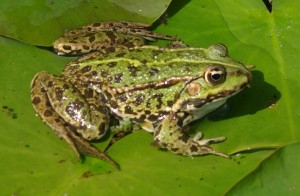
[65,126,120,170]
[153,114,228,158]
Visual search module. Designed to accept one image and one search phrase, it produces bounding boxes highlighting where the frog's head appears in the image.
[177,44,253,117]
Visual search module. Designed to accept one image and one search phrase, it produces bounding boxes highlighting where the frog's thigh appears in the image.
[31,72,81,158]
[153,114,228,157]
[31,72,119,168]
[32,72,110,140]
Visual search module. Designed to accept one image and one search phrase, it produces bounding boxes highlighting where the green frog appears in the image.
[31,21,252,169]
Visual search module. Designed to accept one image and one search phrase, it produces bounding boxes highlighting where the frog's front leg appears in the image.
[31,72,119,169]
[153,113,228,157]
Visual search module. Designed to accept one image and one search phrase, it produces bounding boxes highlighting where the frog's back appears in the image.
[64,46,210,88]
[62,46,211,124]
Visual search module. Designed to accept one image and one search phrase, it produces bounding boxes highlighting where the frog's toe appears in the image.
[192,132,203,141]
[210,150,229,158]
[196,136,226,146]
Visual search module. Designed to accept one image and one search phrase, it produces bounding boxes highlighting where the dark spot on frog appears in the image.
[109,100,118,109]
[44,109,53,117]
[98,105,109,114]
[115,93,127,102]
[88,35,96,43]
[139,114,146,122]
[63,45,72,51]
[98,122,106,135]
[55,87,64,101]
[178,135,189,143]
[149,68,159,76]
[84,88,94,98]
[161,142,168,148]
[101,69,109,78]
[82,45,90,51]
[124,42,135,48]
[105,31,117,42]
[40,87,46,93]
[171,147,179,152]
[65,100,85,119]
[63,84,70,89]
[127,65,140,77]
[81,66,91,73]
[107,62,117,67]
[177,113,189,127]
[114,73,123,83]
[167,100,174,107]
[134,94,145,106]
[47,81,54,87]
[104,47,116,54]
[90,71,98,77]
[190,145,198,152]
[83,32,94,38]
[132,114,146,123]
[147,114,158,122]
[152,93,164,109]
[66,64,80,72]
[32,96,41,105]
[124,105,135,114]
[144,110,151,115]
[45,100,52,107]
[92,23,101,27]
[87,27,93,31]
[151,139,160,147]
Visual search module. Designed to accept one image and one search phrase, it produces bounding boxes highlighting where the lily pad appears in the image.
[0,0,172,45]
[227,141,300,195]
[0,0,299,195]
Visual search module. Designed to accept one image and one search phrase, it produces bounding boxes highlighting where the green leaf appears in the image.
[0,0,172,45]
[1,0,299,195]
[226,142,300,195]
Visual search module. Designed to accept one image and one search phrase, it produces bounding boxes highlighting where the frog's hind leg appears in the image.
[152,113,228,158]
[31,72,119,169]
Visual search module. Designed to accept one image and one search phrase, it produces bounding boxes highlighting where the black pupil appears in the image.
[212,73,222,81]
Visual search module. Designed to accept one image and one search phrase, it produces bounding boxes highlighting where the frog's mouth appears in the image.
[181,77,250,111]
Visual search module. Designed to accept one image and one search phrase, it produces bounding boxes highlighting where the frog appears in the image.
[31,21,252,169]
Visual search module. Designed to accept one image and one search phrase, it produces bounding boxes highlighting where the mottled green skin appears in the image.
[31,21,252,168]
[63,46,250,127]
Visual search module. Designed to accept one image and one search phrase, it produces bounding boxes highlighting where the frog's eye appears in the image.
[208,44,228,57]
[204,65,226,86]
